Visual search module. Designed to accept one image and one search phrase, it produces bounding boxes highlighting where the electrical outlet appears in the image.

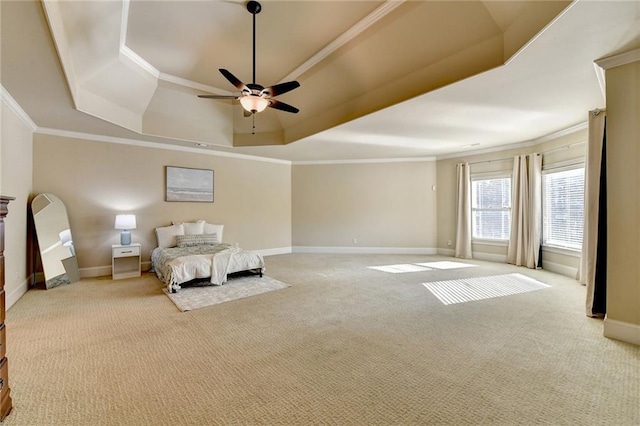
[15,271,19,279]
[447,240,452,247]
[352,238,358,245]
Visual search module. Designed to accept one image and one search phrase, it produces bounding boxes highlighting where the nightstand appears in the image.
[112,243,141,280]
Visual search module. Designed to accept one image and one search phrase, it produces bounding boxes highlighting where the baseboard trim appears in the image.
[293,246,437,255]
[79,265,112,278]
[541,260,578,278]
[603,317,640,345]
[437,248,455,256]
[257,247,292,257]
[6,279,29,310]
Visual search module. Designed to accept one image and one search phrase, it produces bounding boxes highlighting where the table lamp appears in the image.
[115,214,136,246]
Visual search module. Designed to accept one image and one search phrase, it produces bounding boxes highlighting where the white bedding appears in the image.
[151,244,265,292]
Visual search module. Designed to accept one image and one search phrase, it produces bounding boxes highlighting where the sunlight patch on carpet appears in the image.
[164,275,290,312]
[368,264,432,274]
[415,261,476,270]
[422,273,549,305]
[369,261,476,274]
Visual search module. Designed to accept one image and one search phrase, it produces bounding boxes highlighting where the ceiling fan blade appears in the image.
[197,95,239,99]
[219,68,248,92]
[268,99,299,114]
[262,80,300,97]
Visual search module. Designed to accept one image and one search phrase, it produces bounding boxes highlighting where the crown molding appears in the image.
[35,127,291,165]
[158,73,232,96]
[595,48,640,70]
[592,62,607,101]
[118,0,158,79]
[533,121,588,144]
[505,0,577,65]
[437,140,537,161]
[281,1,405,82]
[437,121,588,161]
[119,45,160,79]
[1,86,38,132]
[293,157,435,166]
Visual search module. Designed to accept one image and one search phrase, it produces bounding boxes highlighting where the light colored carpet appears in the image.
[369,263,432,273]
[164,275,290,311]
[423,272,550,305]
[416,260,477,269]
[4,254,639,425]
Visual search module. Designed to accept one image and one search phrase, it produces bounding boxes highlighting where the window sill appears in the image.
[541,245,581,257]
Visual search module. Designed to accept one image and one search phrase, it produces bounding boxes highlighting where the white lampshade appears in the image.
[115,214,136,246]
[240,95,269,113]
[115,214,136,230]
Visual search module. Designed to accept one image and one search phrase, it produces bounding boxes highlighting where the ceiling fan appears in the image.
[198,1,300,117]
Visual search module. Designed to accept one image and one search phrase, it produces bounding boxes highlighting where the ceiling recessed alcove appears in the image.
[41,0,572,149]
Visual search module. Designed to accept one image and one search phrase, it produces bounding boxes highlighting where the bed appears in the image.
[151,221,265,293]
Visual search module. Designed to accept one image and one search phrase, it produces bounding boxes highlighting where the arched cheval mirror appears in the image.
[31,193,79,288]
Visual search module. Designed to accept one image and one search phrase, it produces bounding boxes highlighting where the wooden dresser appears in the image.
[0,196,14,420]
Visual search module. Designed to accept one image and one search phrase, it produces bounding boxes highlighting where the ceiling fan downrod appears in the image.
[247,1,261,85]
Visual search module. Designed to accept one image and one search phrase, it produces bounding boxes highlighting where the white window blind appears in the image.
[471,176,511,240]
[542,167,585,249]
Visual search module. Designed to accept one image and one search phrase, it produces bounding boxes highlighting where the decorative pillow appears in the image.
[176,234,218,248]
[155,223,184,248]
[203,223,224,242]
[172,220,205,235]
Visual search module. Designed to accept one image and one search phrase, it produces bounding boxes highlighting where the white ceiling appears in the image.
[2,1,640,162]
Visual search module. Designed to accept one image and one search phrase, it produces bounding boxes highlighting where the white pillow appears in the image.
[176,234,218,248]
[203,223,224,243]
[172,220,205,235]
[155,223,185,248]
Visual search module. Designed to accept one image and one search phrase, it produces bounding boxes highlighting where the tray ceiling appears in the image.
[2,1,640,161]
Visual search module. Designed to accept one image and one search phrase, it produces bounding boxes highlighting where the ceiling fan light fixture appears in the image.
[240,95,269,113]
[198,1,300,120]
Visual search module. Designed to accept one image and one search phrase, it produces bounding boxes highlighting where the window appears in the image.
[542,166,585,249]
[471,175,511,240]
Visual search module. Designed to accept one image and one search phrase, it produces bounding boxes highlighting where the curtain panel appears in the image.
[455,162,472,259]
[578,110,607,318]
[507,154,542,269]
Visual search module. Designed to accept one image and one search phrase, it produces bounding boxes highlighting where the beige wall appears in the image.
[33,134,292,276]
[604,58,640,341]
[292,161,437,251]
[1,99,33,308]
[436,128,587,273]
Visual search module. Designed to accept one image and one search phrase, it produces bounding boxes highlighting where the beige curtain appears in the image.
[455,162,472,259]
[578,110,606,317]
[507,154,542,268]
[528,154,542,268]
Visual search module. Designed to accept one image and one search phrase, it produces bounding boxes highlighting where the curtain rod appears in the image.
[466,141,585,166]
[541,140,585,155]
[467,157,512,166]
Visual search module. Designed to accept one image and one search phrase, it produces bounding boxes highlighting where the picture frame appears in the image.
[165,166,214,202]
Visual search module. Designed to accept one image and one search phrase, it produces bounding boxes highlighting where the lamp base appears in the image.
[120,230,131,246]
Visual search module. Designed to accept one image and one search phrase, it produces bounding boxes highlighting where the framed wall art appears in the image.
[165,166,214,202]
